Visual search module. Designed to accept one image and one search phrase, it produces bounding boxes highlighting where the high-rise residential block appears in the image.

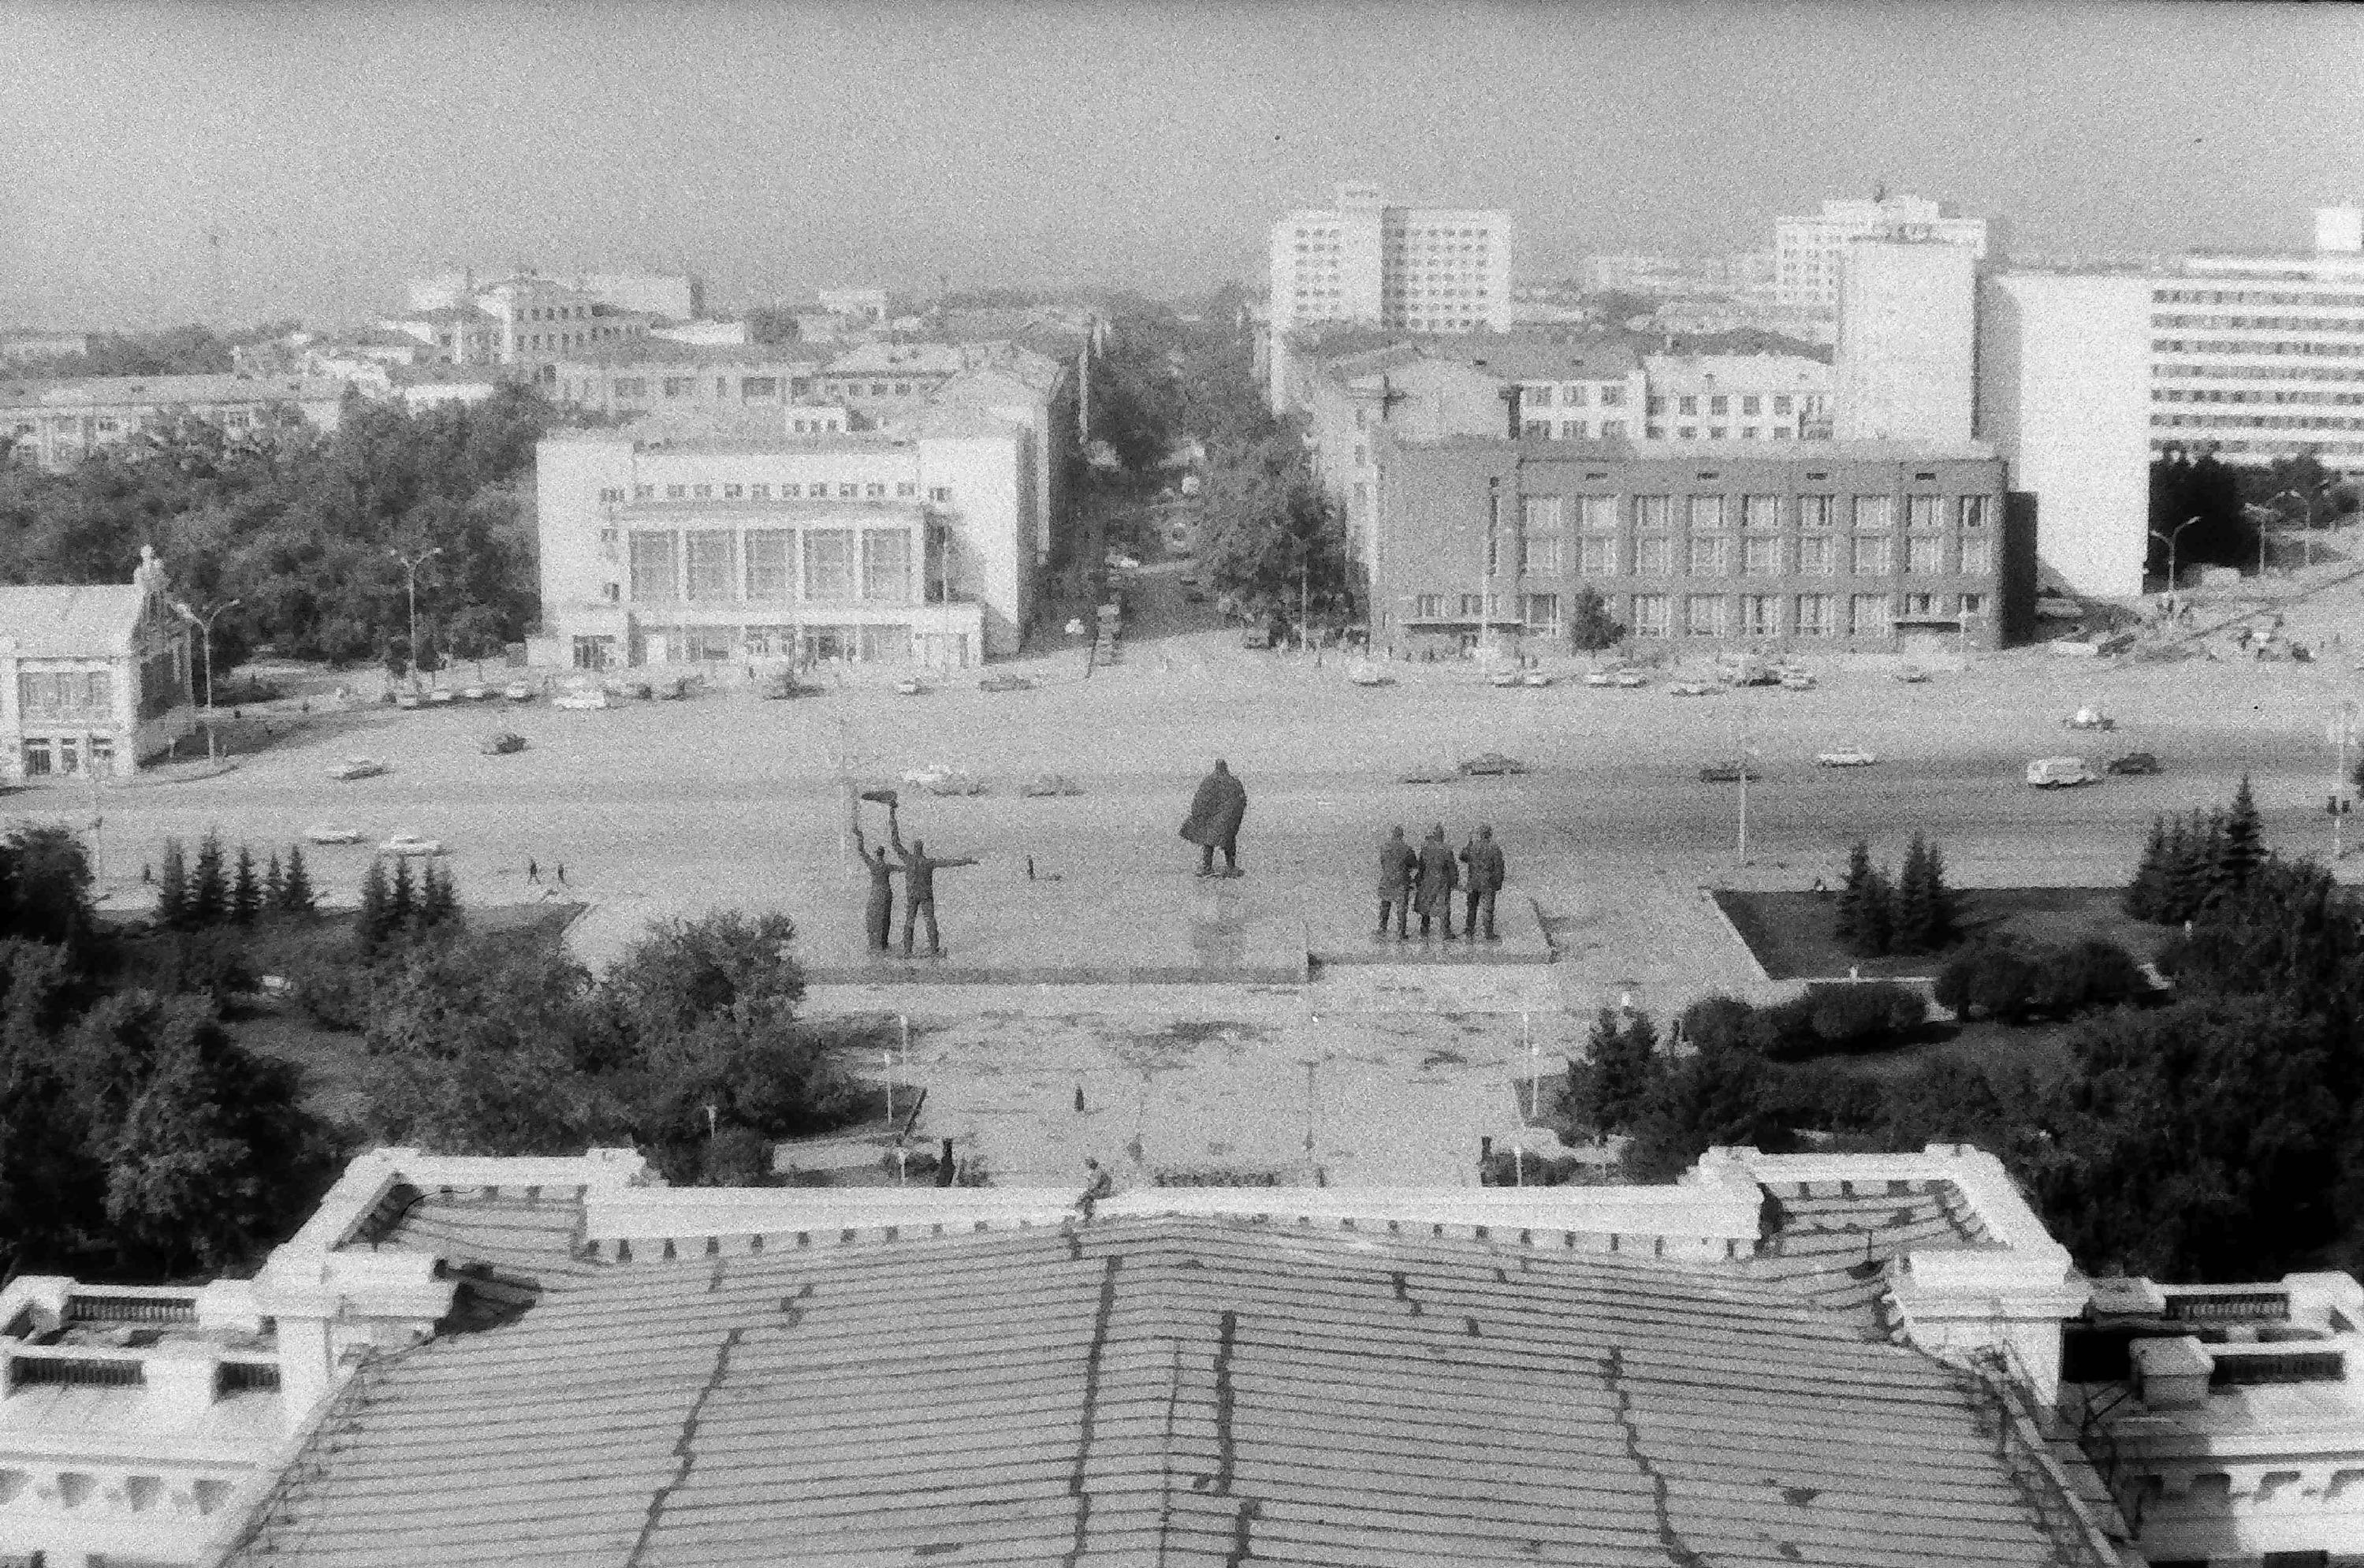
[1775,195,1992,315]
[1835,239,1978,445]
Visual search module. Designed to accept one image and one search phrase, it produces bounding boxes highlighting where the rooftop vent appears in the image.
[68,1294,195,1326]
[2165,1289,2290,1324]
[2213,1349,2346,1387]
[1915,471,1938,481]
[9,1357,144,1390]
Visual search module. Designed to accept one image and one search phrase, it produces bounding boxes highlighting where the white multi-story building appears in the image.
[409,270,704,322]
[1641,354,1833,441]
[0,374,348,472]
[0,331,91,367]
[382,274,651,378]
[1835,238,1979,445]
[1775,194,1993,315]
[533,412,1031,670]
[1265,182,1513,408]
[0,546,196,780]
[1979,205,2364,600]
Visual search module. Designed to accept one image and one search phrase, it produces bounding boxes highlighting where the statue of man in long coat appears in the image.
[1180,758,1248,878]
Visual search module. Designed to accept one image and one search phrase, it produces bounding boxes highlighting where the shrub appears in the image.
[1566,585,1627,653]
[1804,981,1926,1052]
[2030,938,2147,1015]
[1935,941,2038,1022]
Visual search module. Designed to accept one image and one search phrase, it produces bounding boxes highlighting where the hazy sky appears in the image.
[4,0,2358,330]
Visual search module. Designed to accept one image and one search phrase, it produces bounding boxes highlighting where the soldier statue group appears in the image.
[1377,822,1507,941]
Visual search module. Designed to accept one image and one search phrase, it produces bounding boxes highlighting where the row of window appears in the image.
[2155,288,2364,309]
[1406,591,1984,637]
[17,670,111,721]
[1480,532,1991,578]
[623,527,914,605]
[1646,393,1817,418]
[2154,414,2364,432]
[598,482,951,503]
[2156,437,2364,459]
[2154,389,2364,407]
[601,624,945,666]
[2152,315,2364,333]
[2155,363,2364,383]
[1520,384,1631,409]
[2155,339,2364,359]
[19,736,114,777]
[1513,493,1990,532]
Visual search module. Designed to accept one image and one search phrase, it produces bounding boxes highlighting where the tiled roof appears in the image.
[221,1215,2089,1568]
[0,373,348,409]
[1749,1176,1997,1333]
[0,584,146,656]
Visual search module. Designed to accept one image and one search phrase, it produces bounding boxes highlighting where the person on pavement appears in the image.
[1180,758,1249,878]
[1413,824,1459,939]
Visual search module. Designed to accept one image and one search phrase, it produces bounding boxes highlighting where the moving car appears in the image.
[480,732,526,755]
[2027,756,2102,789]
[1697,759,1762,783]
[303,825,364,846]
[553,687,609,710]
[1778,670,1816,691]
[977,672,1036,693]
[900,765,985,796]
[378,832,445,856]
[1457,752,1529,777]
[504,682,534,702]
[1346,661,1395,687]
[2064,706,2116,732]
[2106,751,2163,777]
[1019,773,1084,797]
[1893,665,1930,684]
[327,757,385,781]
[428,688,458,706]
[1610,669,1647,688]
[1815,747,1878,768]
[1669,680,1716,698]
[1398,762,1456,784]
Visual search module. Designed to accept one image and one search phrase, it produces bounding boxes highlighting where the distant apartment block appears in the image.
[1369,435,2027,657]
[0,547,195,781]
[0,374,348,471]
[0,330,92,367]
[817,287,891,323]
[382,274,651,378]
[1775,195,1993,315]
[534,410,1038,672]
[410,270,704,322]
[1642,356,1833,441]
[1979,205,2364,599]
[553,343,823,421]
[1265,182,1513,409]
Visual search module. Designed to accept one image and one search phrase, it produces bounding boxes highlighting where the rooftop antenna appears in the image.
[207,229,225,328]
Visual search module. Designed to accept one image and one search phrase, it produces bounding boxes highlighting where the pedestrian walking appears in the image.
[1413,825,1458,939]
[1458,824,1506,942]
[1180,758,1248,878]
[852,811,906,953]
[1376,825,1415,939]
[890,810,980,958]
[555,863,567,885]
[527,858,540,885]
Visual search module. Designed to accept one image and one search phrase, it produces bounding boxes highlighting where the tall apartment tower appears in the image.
[1834,238,1978,445]
[1265,183,1513,410]
[1775,195,1992,315]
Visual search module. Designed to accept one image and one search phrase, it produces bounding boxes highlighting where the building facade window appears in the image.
[1457,593,1485,619]
[1688,535,1728,576]
[745,530,793,599]
[1961,494,1991,529]
[1632,594,1669,637]
[804,529,857,599]
[1960,538,1994,575]
[1414,594,1444,619]
[861,529,911,601]
[684,531,734,601]
[1795,594,1833,636]
[1906,534,1946,575]
[1852,494,1893,531]
[1799,494,1833,530]
[628,531,677,602]
[1685,594,1726,636]
[1741,537,1779,575]
[1852,535,1891,575]
[1740,594,1779,637]
[1742,494,1781,531]
[1635,494,1670,531]
[1578,536,1615,577]
[1522,593,1560,635]
[1907,494,1941,529]
[1688,495,1726,531]
[1849,593,1891,636]
[1796,536,1833,576]
[1636,536,1670,577]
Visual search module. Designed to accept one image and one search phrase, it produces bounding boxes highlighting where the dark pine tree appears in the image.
[229,845,261,927]
[389,856,416,933]
[280,844,316,914]
[262,850,285,913]
[1855,868,1896,959]
[2218,774,2265,893]
[416,861,458,929]
[2125,816,2170,922]
[357,858,390,953]
[1893,836,1934,955]
[1835,840,1877,946]
[190,830,228,928]
[1920,838,1960,951]
[2197,810,2229,907]
[156,837,190,930]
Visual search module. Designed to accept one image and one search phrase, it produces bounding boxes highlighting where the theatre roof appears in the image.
[220,1212,2092,1568]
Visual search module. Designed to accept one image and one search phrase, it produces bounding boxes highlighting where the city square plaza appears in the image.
[31,564,2364,1184]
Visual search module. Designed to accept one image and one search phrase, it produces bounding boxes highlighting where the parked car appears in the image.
[2064,706,2116,731]
[1893,665,1930,684]
[428,688,458,706]
[1487,668,1525,688]
[1815,747,1878,768]
[303,825,364,845]
[1104,552,1141,572]
[1611,669,1647,688]
[553,687,610,710]
[1457,752,1529,777]
[895,676,929,696]
[2106,751,2163,777]
[504,682,534,702]
[2027,756,2102,788]
[378,832,445,856]
[1347,662,1395,687]
[1020,773,1084,797]
[1399,762,1457,784]
[327,757,385,781]
[480,732,526,755]
[977,672,1036,693]
[1521,670,1552,687]
[900,765,985,796]
[1669,680,1716,698]
[393,690,423,710]
[1584,669,1619,687]
[1241,628,1271,650]
[1778,671,1816,691]
[1697,758,1762,783]
[461,686,490,702]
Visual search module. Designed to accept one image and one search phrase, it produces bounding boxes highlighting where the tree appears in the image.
[1621,1023,1790,1183]
[1833,840,1876,947]
[262,851,285,913]
[1195,426,1359,639]
[190,831,228,929]
[230,845,261,927]
[280,844,316,914]
[156,838,190,931]
[2148,450,2252,576]
[1565,584,1627,653]
[388,857,416,933]
[2124,816,2170,922]
[2218,774,2265,893]
[1579,1007,1659,1136]
[0,825,96,955]
[415,861,459,930]
[356,858,390,952]
[1889,834,1957,955]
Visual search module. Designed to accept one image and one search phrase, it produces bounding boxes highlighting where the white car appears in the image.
[1779,671,1816,691]
[1346,662,1395,687]
[504,682,534,702]
[2027,756,2102,789]
[1669,680,1716,698]
[1521,670,1552,687]
[1487,668,1524,688]
[1815,748,1878,768]
[303,825,364,845]
[552,687,609,710]
[378,833,445,856]
[1583,669,1618,687]
[428,688,458,706]
[1611,669,1647,688]
[327,757,385,781]
[461,686,490,702]
[894,677,929,696]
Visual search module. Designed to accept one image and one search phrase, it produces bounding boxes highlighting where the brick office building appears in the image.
[1368,436,2033,657]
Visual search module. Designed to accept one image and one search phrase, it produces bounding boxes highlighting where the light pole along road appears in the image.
[388,545,443,690]
[172,598,239,763]
[2150,514,2201,600]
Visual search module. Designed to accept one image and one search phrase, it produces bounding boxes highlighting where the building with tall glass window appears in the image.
[532,415,1030,671]
[1368,436,2030,657]
[0,546,195,781]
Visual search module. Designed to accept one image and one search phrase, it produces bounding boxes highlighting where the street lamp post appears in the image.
[172,598,239,763]
[387,546,442,688]
[2273,483,2336,573]
[2149,515,2202,601]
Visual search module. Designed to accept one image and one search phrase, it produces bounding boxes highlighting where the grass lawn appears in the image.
[1812,1017,2083,1090]
[1713,886,2171,981]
